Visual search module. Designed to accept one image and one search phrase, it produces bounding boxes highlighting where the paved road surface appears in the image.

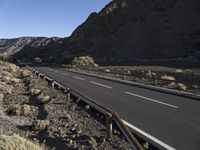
[33,66,200,150]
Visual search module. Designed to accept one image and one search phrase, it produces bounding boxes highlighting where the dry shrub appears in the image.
[161,75,176,81]
[0,94,4,102]
[0,82,12,94]
[2,76,21,84]
[7,104,33,116]
[146,70,152,78]
[192,85,198,89]
[0,134,43,150]
[177,83,187,91]
[2,71,13,77]
[8,63,20,73]
[37,94,51,104]
[72,56,98,68]
[33,120,50,131]
[167,82,176,88]
[175,69,183,73]
[22,70,32,78]
[104,69,110,73]
[30,89,41,96]
[88,136,97,148]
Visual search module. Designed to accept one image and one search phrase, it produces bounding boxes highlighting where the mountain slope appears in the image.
[68,0,200,62]
[0,37,62,56]
[3,0,200,66]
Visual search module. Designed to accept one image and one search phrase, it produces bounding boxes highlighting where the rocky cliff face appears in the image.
[2,0,200,66]
[68,0,200,63]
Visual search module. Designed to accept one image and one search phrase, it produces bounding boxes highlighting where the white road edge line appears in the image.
[62,73,69,76]
[90,81,112,89]
[125,91,178,109]
[72,76,85,81]
[122,120,176,150]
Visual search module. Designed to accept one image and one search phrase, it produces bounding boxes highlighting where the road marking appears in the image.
[122,120,176,150]
[62,73,69,76]
[72,76,85,81]
[54,70,59,73]
[125,91,178,109]
[90,81,112,89]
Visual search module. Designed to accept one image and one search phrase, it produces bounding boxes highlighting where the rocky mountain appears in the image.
[68,0,200,64]
[0,37,62,56]
[3,0,200,66]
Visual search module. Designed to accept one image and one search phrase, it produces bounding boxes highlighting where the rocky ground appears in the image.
[102,66,200,94]
[0,60,131,150]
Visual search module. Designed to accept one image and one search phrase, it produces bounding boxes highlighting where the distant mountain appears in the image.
[3,0,200,66]
[0,37,62,55]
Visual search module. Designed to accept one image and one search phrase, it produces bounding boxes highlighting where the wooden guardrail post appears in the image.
[113,114,144,150]
[43,76,46,82]
[65,88,70,103]
[153,76,157,86]
[51,80,55,89]
[154,79,157,86]
[106,112,113,139]
[123,75,126,80]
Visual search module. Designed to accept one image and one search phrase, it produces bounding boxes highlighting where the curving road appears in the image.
[33,66,200,150]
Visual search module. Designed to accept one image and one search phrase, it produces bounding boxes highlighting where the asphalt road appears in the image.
[34,66,200,150]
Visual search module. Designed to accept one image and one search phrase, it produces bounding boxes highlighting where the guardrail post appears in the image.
[123,75,126,80]
[106,112,113,139]
[154,79,157,86]
[43,76,46,82]
[65,88,70,103]
[51,81,55,89]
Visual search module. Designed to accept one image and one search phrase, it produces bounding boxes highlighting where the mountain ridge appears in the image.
[1,0,200,67]
[0,37,62,56]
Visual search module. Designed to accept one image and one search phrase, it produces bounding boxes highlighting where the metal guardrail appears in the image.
[68,67,169,83]
[25,65,144,150]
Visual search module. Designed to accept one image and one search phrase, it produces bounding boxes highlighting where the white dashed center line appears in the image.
[90,81,112,89]
[125,91,178,109]
[72,76,85,81]
[62,73,69,76]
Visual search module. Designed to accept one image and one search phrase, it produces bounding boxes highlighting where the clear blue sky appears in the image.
[0,0,111,38]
